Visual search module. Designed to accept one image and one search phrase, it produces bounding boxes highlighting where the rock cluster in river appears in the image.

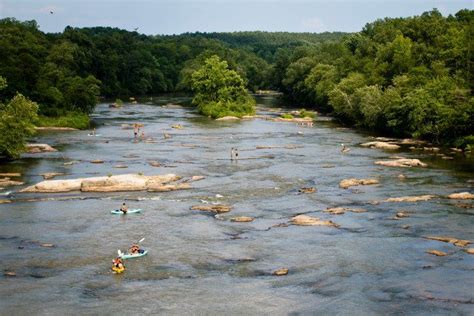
[375,158,427,168]
[290,215,340,228]
[20,174,193,193]
[360,141,400,150]
[339,178,379,189]
[26,143,57,153]
[448,192,474,200]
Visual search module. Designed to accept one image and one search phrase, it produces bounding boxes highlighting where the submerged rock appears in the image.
[375,158,427,168]
[360,141,400,150]
[4,271,16,277]
[384,195,434,202]
[26,143,57,153]
[20,174,187,193]
[230,216,254,222]
[113,164,128,169]
[339,178,379,189]
[290,215,339,227]
[324,207,367,215]
[448,192,474,200]
[298,187,316,194]
[190,204,232,214]
[426,250,447,256]
[40,172,65,180]
[272,268,289,276]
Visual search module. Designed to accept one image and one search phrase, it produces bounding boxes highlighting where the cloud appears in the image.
[301,17,327,32]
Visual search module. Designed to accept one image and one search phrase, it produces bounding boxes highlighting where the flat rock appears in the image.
[90,160,104,164]
[272,268,289,276]
[230,216,254,222]
[4,271,16,277]
[26,143,57,153]
[20,174,185,193]
[426,250,447,256]
[113,164,128,168]
[339,178,379,189]
[0,178,24,186]
[395,211,410,218]
[0,199,12,204]
[35,127,78,131]
[190,204,232,214]
[272,117,313,123]
[360,141,400,150]
[216,116,240,121]
[324,207,346,215]
[40,172,65,180]
[385,195,434,202]
[425,236,471,247]
[465,248,474,254]
[290,215,339,228]
[448,192,474,200]
[149,161,161,167]
[375,158,427,168]
[0,173,21,177]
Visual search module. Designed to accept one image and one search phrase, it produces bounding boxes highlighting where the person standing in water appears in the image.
[120,202,128,214]
[133,124,139,139]
[234,148,239,160]
[230,147,235,160]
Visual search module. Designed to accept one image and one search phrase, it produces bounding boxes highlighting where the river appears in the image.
[0,95,473,315]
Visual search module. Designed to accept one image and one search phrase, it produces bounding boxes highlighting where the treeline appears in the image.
[272,9,473,144]
[0,19,344,117]
[0,9,472,145]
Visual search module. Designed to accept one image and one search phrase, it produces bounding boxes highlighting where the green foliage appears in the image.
[191,55,255,118]
[272,9,473,144]
[0,77,38,158]
[35,112,90,130]
[280,113,294,119]
[299,109,316,119]
[115,98,123,105]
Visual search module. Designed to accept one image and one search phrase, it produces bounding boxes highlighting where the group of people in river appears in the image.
[111,202,146,274]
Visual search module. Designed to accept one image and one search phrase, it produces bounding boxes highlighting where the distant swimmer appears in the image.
[340,144,351,153]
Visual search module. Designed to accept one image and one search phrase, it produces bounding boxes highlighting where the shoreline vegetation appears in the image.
[0,8,472,158]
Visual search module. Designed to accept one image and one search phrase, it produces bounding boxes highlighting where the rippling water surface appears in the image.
[0,96,473,315]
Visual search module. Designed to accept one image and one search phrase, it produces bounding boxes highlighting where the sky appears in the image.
[0,0,471,35]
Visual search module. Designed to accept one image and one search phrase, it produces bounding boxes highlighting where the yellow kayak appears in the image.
[112,266,125,274]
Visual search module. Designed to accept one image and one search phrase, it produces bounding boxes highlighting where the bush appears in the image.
[35,112,90,129]
[299,109,316,119]
[280,113,294,119]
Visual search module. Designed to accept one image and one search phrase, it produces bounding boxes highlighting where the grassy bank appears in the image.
[35,112,90,130]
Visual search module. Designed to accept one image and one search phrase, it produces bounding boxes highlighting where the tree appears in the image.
[191,55,255,118]
[0,77,38,159]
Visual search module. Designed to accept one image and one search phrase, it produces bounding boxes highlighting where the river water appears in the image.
[0,96,473,315]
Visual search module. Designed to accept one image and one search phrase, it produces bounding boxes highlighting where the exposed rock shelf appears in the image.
[20,174,196,193]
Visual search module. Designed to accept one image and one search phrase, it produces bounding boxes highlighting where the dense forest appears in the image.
[0,8,472,146]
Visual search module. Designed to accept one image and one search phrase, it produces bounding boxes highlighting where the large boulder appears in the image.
[375,158,427,168]
[26,143,57,153]
[339,178,379,189]
[360,141,400,150]
[290,215,339,227]
[20,174,190,193]
[190,205,232,214]
[448,192,474,200]
[21,178,83,193]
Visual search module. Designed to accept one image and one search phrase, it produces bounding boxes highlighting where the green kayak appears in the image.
[111,209,142,215]
[120,250,148,259]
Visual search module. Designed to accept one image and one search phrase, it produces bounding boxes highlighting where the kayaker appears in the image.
[112,257,125,273]
[129,244,140,254]
[120,202,128,214]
